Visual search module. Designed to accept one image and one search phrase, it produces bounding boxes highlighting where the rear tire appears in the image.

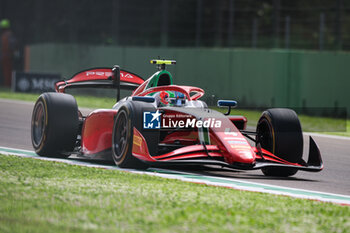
[256,108,303,177]
[31,92,79,158]
[112,101,159,169]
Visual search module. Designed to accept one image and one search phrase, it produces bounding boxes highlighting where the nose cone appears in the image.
[208,116,256,165]
[231,147,256,164]
[219,131,256,164]
[220,142,256,165]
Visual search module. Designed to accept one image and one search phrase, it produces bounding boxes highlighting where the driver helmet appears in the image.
[152,91,186,107]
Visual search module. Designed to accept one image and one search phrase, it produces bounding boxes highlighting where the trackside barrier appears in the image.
[27,44,350,116]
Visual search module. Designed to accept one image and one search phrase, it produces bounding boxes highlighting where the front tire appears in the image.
[31,92,79,158]
[256,108,303,177]
[112,101,159,169]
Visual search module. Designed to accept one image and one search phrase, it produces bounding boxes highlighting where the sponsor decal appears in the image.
[224,128,238,136]
[12,71,61,93]
[238,150,254,157]
[162,117,221,128]
[86,71,112,77]
[85,71,134,79]
[123,73,134,79]
[230,145,251,149]
[227,140,249,145]
[17,78,30,91]
[133,135,142,147]
[143,111,222,129]
[224,137,243,140]
[143,110,161,129]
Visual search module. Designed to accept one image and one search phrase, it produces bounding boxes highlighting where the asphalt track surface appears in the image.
[1,98,349,196]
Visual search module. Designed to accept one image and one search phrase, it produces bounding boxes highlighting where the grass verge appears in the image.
[0,154,349,233]
[1,87,349,137]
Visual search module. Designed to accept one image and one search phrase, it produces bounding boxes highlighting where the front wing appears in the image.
[132,128,323,172]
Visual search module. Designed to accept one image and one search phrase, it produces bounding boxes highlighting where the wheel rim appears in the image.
[113,111,129,158]
[256,118,273,153]
[32,101,46,147]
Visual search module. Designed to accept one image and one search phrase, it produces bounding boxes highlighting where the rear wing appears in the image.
[55,67,144,93]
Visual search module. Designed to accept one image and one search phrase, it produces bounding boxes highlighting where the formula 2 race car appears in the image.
[31,59,323,177]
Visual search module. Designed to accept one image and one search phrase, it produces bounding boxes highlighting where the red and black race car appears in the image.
[31,60,323,177]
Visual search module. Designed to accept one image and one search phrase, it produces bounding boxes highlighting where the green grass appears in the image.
[1,87,349,137]
[0,155,349,233]
[0,87,116,109]
[0,88,40,102]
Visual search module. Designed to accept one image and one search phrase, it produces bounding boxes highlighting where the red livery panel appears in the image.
[81,109,117,155]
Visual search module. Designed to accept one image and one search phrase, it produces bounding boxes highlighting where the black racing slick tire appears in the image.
[31,92,79,158]
[112,101,159,169]
[256,108,303,177]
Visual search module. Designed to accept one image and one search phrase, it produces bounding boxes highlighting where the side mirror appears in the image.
[217,100,237,115]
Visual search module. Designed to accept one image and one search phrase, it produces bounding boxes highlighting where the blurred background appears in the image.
[0,0,349,117]
[1,0,349,50]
